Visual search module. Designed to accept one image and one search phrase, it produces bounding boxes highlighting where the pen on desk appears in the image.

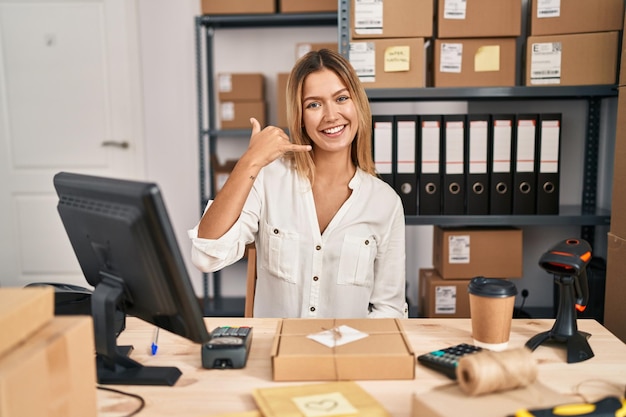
[151,327,159,355]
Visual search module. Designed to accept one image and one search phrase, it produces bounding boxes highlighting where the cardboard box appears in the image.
[0,287,54,358]
[219,100,266,129]
[350,37,427,89]
[295,42,338,60]
[279,0,337,13]
[276,72,289,128]
[610,25,626,238]
[433,226,523,279]
[0,316,97,417]
[271,318,415,381]
[525,32,619,87]
[217,73,265,102]
[434,37,516,87]
[351,0,433,39]
[438,0,521,38]
[201,0,275,15]
[604,233,626,343]
[529,0,624,36]
[418,269,471,318]
[411,381,578,417]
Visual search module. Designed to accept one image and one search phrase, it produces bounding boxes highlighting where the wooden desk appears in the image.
[98,318,626,416]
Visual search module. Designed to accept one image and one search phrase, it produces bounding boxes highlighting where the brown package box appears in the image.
[433,226,523,279]
[279,0,337,13]
[418,268,470,318]
[219,100,266,129]
[0,316,97,417]
[276,72,289,128]
[412,382,577,417]
[217,73,265,102]
[610,26,626,239]
[525,32,619,87]
[0,287,54,358]
[438,0,521,38]
[351,0,433,39]
[434,38,516,87]
[271,318,415,381]
[201,0,275,15]
[604,233,626,343]
[295,42,338,60]
[529,0,624,36]
[350,38,426,89]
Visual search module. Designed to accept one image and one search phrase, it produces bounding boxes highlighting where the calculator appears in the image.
[417,343,482,379]
[201,326,253,369]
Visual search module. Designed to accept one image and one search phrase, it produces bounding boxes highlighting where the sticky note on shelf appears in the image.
[474,45,500,72]
[384,46,410,72]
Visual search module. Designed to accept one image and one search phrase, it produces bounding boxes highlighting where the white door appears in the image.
[0,0,144,288]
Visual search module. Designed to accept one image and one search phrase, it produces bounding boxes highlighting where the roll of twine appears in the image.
[456,347,538,396]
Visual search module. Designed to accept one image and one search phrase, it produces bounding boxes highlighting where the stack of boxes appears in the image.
[525,0,623,86]
[433,0,520,87]
[348,0,432,89]
[418,226,523,318]
[0,287,97,416]
[217,73,266,130]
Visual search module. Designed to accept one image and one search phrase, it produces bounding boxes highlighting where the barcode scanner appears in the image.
[526,239,594,363]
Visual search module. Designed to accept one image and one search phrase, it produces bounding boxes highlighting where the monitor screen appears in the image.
[54,171,210,386]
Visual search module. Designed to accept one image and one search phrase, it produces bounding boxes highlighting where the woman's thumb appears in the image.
[250,117,261,135]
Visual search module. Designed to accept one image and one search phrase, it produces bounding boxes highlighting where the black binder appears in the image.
[394,115,419,215]
[442,115,466,215]
[536,113,562,214]
[512,114,539,215]
[418,115,443,215]
[372,115,395,188]
[466,114,490,215]
[489,114,515,215]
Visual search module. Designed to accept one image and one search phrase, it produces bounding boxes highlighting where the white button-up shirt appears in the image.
[188,158,406,318]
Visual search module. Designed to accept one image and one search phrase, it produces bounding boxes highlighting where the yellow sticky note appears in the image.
[292,392,358,417]
[384,46,410,72]
[474,45,500,72]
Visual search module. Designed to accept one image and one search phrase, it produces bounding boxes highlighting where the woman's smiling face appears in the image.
[301,68,358,154]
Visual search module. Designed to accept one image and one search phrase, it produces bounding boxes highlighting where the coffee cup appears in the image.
[468,277,518,351]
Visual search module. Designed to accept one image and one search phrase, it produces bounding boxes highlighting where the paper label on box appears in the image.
[537,0,560,18]
[349,42,376,83]
[530,42,561,85]
[435,286,457,314]
[440,43,462,73]
[448,235,470,264]
[384,46,410,73]
[218,74,233,92]
[220,102,235,121]
[443,0,466,19]
[474,46,500,72]
[354,0,383,35]
[292,392,358,417]
[307,325,368,348]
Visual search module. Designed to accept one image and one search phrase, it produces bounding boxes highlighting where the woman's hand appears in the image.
[245,118,311,167]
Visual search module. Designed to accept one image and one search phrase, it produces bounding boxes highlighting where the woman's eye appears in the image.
[337,95,350,103]
[306,102,321,109]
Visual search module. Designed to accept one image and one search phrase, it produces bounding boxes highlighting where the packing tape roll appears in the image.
[457,347,538,396]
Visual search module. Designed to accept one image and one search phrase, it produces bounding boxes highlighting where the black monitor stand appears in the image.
[91,273,182,386]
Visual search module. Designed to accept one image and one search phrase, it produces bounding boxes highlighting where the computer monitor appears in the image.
[53,171,210,386]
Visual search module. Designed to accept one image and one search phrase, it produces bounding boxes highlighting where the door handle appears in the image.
[101,140,129,149]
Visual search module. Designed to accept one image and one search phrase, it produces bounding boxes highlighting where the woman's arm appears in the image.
[198,118,311,239]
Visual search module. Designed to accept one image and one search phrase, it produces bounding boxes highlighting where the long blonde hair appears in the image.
[285,49,375,184]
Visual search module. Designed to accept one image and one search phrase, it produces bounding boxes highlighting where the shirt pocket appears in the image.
[261,222,299,284]
[337,235,376,287]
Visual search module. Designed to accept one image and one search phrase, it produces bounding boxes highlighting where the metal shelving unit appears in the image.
[337,0,615,244]
[194,12,338,316]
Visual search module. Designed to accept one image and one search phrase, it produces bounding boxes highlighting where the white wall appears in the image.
[137,1,616,312]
